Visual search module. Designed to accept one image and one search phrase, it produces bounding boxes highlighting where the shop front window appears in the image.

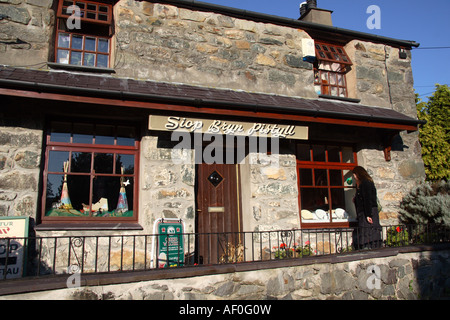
[42,120,139,223]
[297,143,357,227]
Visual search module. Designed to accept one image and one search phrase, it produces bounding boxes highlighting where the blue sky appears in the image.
[200,0,450,102]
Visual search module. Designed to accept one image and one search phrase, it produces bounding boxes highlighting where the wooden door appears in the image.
[196,163,242,264]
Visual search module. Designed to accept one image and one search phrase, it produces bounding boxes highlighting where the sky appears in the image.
[199,0,450,102]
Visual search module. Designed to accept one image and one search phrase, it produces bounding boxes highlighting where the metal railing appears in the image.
[1,224,449,280]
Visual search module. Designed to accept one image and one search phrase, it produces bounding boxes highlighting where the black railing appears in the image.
[1,224,449,280]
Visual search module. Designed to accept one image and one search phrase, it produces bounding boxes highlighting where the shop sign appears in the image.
[149,116,308,140]
[156,219,185,268]
[0,216,29,279]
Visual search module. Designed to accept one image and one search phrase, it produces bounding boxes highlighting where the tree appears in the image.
[416,84,450,181]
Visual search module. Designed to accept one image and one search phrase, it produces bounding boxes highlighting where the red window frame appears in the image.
[296,143,358,229]
[314,42,352,98]
[41,119,140,225]
[54,0,113,68]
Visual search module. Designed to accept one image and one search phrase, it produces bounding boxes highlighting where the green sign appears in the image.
[157,221,184,268]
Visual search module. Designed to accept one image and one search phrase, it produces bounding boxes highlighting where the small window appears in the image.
[54,0,113,68]
[297,143,357,228]
[42,120,139,224]
[314,42,352,98]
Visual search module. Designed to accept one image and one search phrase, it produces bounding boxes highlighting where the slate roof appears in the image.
[0,66,422,127]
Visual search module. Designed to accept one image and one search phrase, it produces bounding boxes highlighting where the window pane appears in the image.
[117,126,136,146]
[57,49,70,64]
[312,145,326,162]
[98,13,108,21]
[300,188,329,214]
[58,33,70,48]
[85,37,96,51]
[71,152,92,173]
[327,146,340,162]
[99,5,108,12]
[314,169,327,186]
[342,147,354,163]
[48,151,69,172]
[71,35,83,50]
[50,122,71,143]
[68,175,90,213]
[329,170,343,186]
[92,176,119,217]
[331,87,338,96]
[296,144,311,161]
[299,169,312,186]
[86,11,96,19]
[94,153,114,174]
[75,1,85,9]
[45,174,64,211]
[73,123,94,144]
[87,3,96,11]
[70,51,82,65]
[84,52,95,66]
[95,125,115,145]
[330,188,356,221]
[96,54,109,68]
[116,154,135,174]
[98,39,109,53]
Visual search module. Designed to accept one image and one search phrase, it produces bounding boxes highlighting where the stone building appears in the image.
[0,0,425,265]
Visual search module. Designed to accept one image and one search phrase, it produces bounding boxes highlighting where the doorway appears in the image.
[196,162,242,264]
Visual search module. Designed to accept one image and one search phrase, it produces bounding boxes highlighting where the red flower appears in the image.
[279,243,286,249]
[396,226,402,233]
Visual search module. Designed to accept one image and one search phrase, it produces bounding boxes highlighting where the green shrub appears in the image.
[399,180,450,227]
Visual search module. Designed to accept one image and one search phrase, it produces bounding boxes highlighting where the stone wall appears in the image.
[2,248,449,300]
[243,152,300,233]
[0,106,43,220]
[344,40,425,223]
[139,134,196,234]
[114,0,316,98]
[0,0,54,66]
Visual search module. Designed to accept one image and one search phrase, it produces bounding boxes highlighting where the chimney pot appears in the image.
[307,0,317,9]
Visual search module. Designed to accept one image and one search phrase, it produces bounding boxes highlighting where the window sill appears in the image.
[35,223,143,231]
[318,94,361,104]
[47,62,115,74]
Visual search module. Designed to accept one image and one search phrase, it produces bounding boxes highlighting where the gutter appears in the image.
[143,0,420,48]
[0,77,424,127]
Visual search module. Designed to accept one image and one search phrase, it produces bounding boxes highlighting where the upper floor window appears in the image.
[314,42,352,98]
[55,0,113,68]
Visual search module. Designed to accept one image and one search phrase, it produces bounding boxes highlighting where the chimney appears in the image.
[299,0,333,26]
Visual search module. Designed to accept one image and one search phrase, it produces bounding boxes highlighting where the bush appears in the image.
[399,180,450,227]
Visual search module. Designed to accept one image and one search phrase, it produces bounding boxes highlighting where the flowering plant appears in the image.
[386,225,409,247]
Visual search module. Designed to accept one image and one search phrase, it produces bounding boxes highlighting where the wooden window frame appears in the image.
[54,0,113,68]
[314,42,352,98]
[296,143,358,229]
[40,119,140,225]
